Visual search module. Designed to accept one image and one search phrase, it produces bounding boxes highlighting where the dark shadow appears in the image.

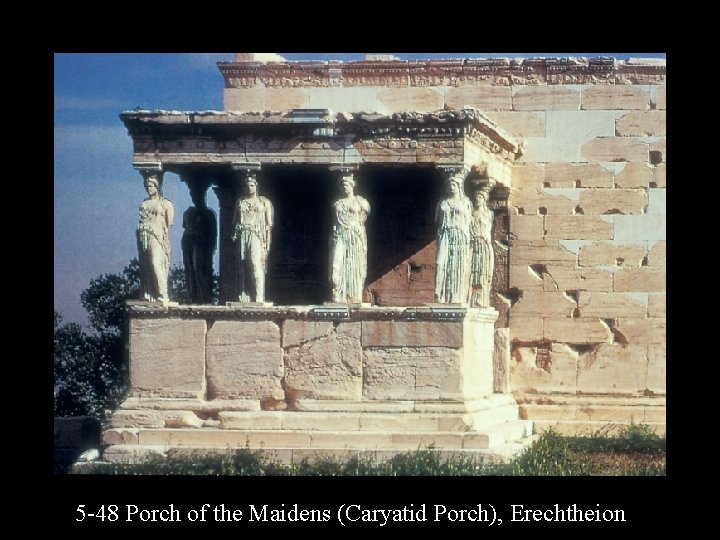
[362,166,442,284]
[262,165,333,305]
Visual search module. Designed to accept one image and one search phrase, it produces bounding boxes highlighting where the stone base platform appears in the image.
[102,304,534,464]
[517,394,666,436]
[104,395,533,463]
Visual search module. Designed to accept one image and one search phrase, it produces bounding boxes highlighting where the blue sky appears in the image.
[54,52,665,327]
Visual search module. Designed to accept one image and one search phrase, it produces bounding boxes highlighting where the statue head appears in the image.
[144,173,161,197]
[189,182,208,207]
[244,173,258,196]
[339,174,356,196]
[446,175,463,195]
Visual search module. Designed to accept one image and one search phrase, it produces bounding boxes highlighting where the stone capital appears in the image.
[230,162,262,184]
[437,163,469,183]
[329,163,359,183]
[231,161,262,173]
[133,161,163,182]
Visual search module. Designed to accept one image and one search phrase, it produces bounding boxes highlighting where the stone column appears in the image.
[434,164,472,305]
[215,162,262,303]
[179,171,217,304]
[133,161,175,304]
[213,181,237,304]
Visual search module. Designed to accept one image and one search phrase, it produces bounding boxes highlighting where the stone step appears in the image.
[213,407,522,432]
[102,435,539,466]
[113,420,533,452]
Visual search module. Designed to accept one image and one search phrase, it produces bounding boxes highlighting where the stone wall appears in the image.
[126,307,498,408]
[505,82,665,433]
[216,56,667,433]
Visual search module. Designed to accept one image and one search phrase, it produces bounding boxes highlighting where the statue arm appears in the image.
[210,210,218,253]
[359,196,370,214]
[165,199,175,227]
[231,203,239,241]
[264,198,274,249]
[358,196,370,224]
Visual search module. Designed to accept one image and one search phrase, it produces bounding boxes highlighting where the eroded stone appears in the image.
[206,320,284,400]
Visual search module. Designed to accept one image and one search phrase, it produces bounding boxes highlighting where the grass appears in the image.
[70,424,665,476]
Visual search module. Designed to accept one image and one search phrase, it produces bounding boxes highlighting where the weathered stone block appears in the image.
[282,320,334,348]
[648,294,666,318]
[614,163,655,188]
[218,412,282,430]
[581,86,649,110]
[359,414,441,432]
[224,88,266,111]
[646,344,666,394]
[513,86,580,111]
[363,347,465,401]
[265,88,310,110]
[129,318,206,397]
[509,316,543,342]
[653,85,666,110]
[544,318,611,343]
[650,138,666,162]
[510,215,545,242]
[576,343,647,394]
[544,215,614,240]
[511,291,576,317]
[581,137,649,162]
[544,163,614,188]
[654,164,666,187]
[516,136,583,163]
[445,86,512,111]
[511,164,545,188]
[111,409,202,429]
[616,318,666,345]
[303,87,379,112]
[575,406,645,423]
[578,189,647,215]
[483,111,544,136]
[647,241,666,267]
[616,111,666,136]
[493,328,511,393]
[200,399,261,412]
[284,322,362,400]
[102,429,139,446]
[293,399,414,413]
[120,397,204,411]
[377,87,443,113]
[282,413,362,431]
[546,111,619,141]
[541,265,614,292]
[614,267,666,292]
[206,321,284,400]
[361,320,463,348]
[510,241,577,267]
[578,241,647,267]
[577,291,647,319]
[511,188,576,215]
[509,264,544,290]
[510,343,578,393]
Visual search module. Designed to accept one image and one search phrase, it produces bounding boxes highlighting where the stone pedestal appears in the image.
[103,303,532,463]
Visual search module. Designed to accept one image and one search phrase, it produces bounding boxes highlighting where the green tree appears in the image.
[55,259,217,421]
[54,312,107,417]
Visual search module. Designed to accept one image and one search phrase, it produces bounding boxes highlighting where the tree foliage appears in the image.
[54,312,124,418]
[56,259,217,421]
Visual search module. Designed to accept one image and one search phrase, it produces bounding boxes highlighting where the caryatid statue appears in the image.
[470,186,494,308]
[435,173,473,304]
[329,172,370,303]
[136,171,174,303]
[181,181,217,304]
[231,172,273,303]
